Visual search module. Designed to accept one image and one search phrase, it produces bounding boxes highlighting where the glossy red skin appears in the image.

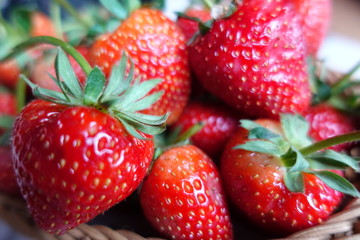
[0,91,17,116]
[220,122,343,236]
[11,99,154,234]
[189,0,310,119]
[0,60,21,89]
[89,8,191,125]
[140,145,233,240]
[290,0,331,56]
[303,103,354,152]
[176,8,212,41]
[172,101,239,160]
[0,146,20,196]
[30,45,89,91]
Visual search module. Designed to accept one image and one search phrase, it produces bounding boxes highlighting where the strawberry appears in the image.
[220,114,360,236]
[171,100,239,160]
[188,0,311,119]
[30,45,90,91]
[176,7,212,42]
[139,144,233,240]
[0,146,20,196]
[0,86,17,117]
[10,38,167,234]
[289,0,331,56]
[303,103,355,152]
[0,60,21,89]
[89,7,191,125]
[30,11,58,38]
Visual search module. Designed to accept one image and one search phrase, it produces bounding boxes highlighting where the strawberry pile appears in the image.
[1,0,360,239]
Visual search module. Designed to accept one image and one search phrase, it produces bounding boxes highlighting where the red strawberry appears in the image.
[89,7,191,125]
[30,11,58,38]
[189,0,311,119]
[139,145,233,240]
[171,100,239,160]
[30,45,89,91]
[0,60,22,89]
[11,44,167,234]
[176,7,212,42]
[0,146,20,196]
[220,115,359,236]
[303,103,355,152]
[0,87,17,117]
[290,0,331,56]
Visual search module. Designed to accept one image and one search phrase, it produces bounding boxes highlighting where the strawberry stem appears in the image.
[2,36,92,76]
[330,60,360,97]
[15,75,26,113]
[300,131,360,156]
[203,0,215,9]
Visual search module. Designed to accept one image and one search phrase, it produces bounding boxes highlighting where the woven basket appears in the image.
[1,64,360,240]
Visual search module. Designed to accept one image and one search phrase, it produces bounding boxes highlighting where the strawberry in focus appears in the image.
[140,145,233,240]
[89,7,191,125]
[220,115,359,236]
[188,0,311,119]
[10,40,167,234]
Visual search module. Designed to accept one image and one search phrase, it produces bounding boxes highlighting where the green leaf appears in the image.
[0,115,15,129]
[280,114,312,149]
[84,67,106,106]
[99,0,127,19]
[284,171,304,192]
[55,49,83,99]
[248,127,281,140]
[234,140,283,156]
[308,170,360,198]
[116,78,162,110]
[281,147,310,172]
[309,150,360,171]
[21,75,74,104]
[104,52,129,97]
[129,91,164,112]
[0,130,11,146]
[117,118,146,140]
[240,119,264,131]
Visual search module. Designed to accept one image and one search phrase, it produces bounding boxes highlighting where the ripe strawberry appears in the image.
[0,87,17,117]
[30,11,58,38]
[30,45,89,91]
[89,7,191,125]
[0,60,21,89]
[171,100,239,160]
[139,145,233,240]
[0,146,20,196]
[176,7,212,42]
[303,103,355,152]
[220,114,359,236]
[289,0,331,56]
[189,0,311,119]
[11,42,167,234]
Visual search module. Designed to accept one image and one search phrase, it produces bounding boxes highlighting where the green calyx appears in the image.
[3,36,167,140]
[310,58,360,113]
[234,114,360,198]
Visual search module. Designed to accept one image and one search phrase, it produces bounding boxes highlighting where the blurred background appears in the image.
[0,0,360,239]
